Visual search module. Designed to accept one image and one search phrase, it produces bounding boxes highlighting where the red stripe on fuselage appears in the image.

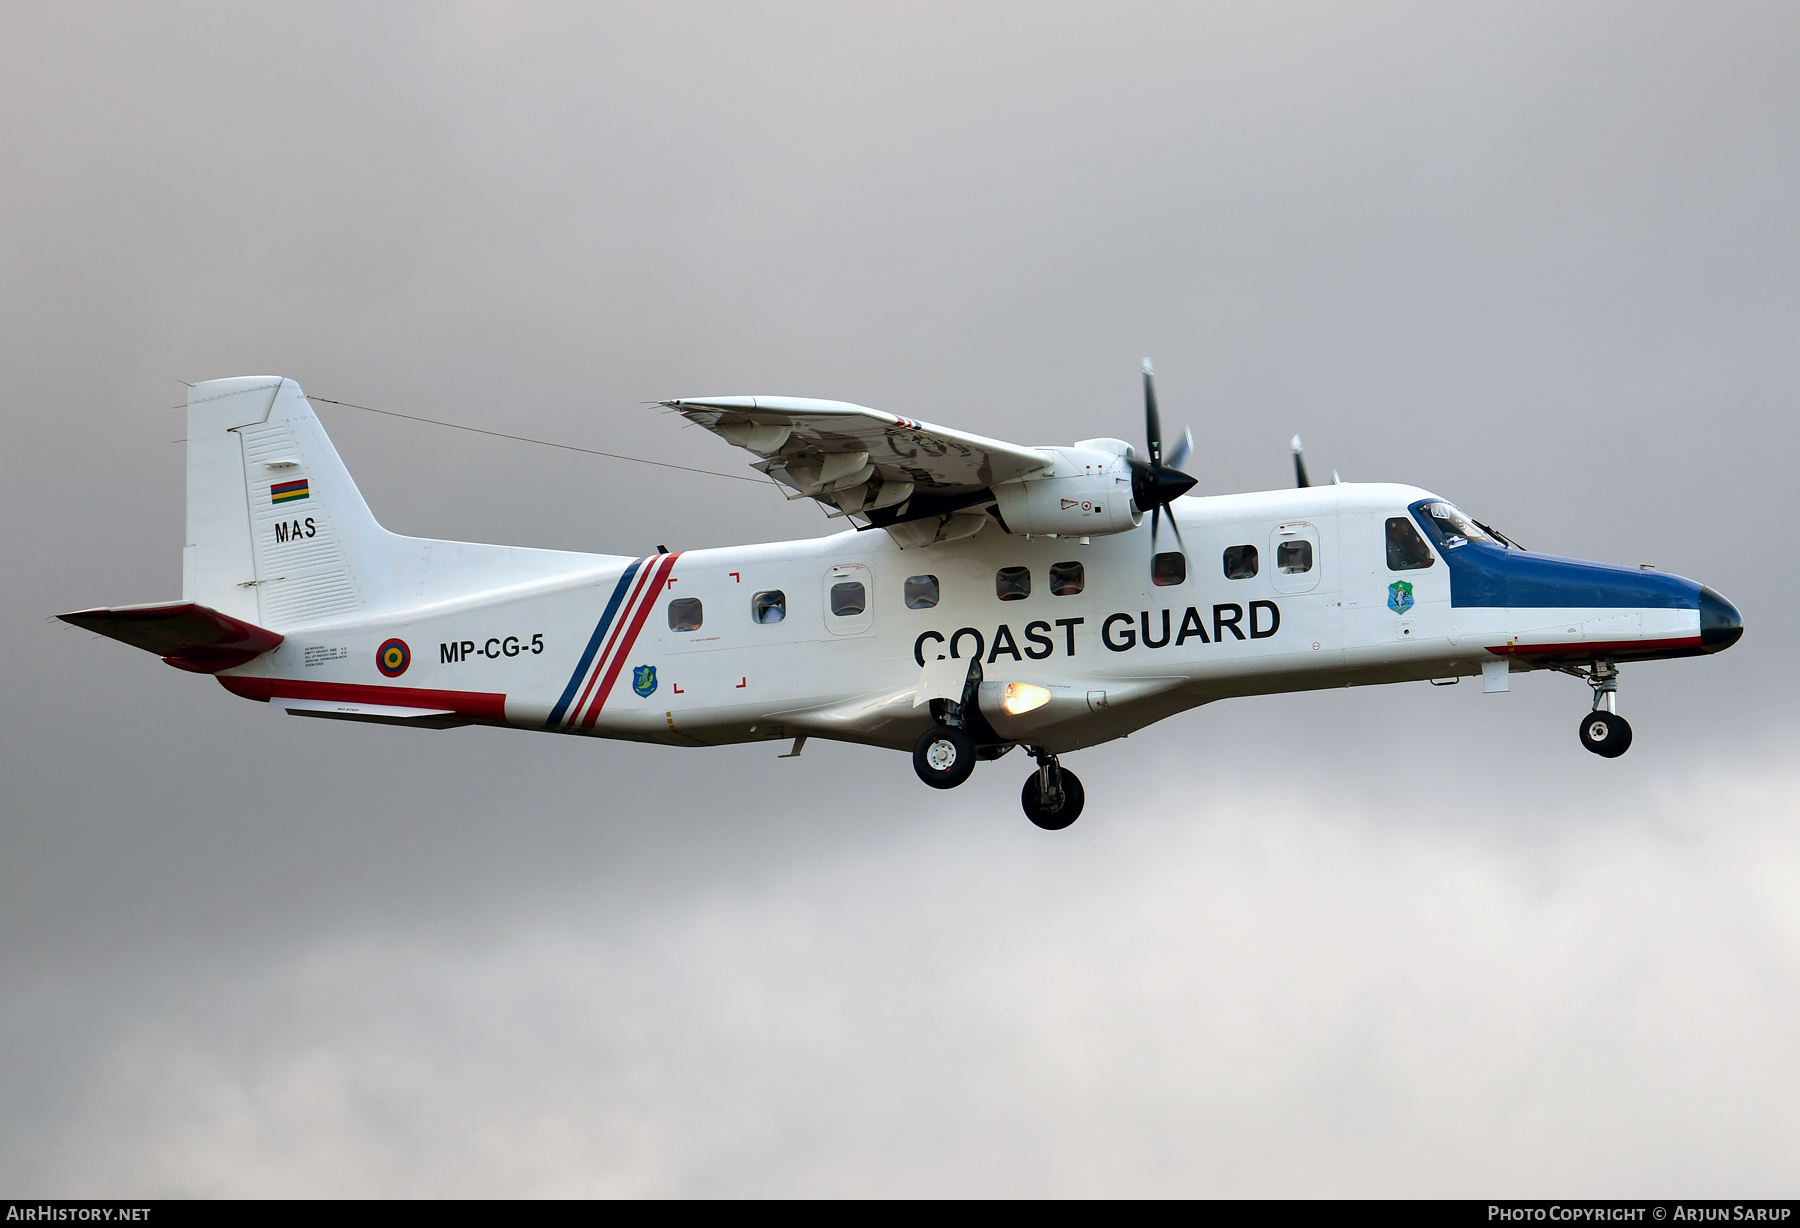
[1485,635,1704,663]
[580,551,679,728]
[563,558,663,727]
[217,676,508,721]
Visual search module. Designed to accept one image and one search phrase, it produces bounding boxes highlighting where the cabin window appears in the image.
[829,581,867,617]
[668,597,704,632]
[1276,541,1313,574]
[904,575,940,610]
[1152,552,1187,586]
[1223,545,1259,579]
[751,590,786,624]
[1049,561,1085,596]
[996,566,1031,601]
[1386,517,1436,570]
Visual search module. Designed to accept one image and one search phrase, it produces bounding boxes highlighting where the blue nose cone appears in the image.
[1699,586,1743,652]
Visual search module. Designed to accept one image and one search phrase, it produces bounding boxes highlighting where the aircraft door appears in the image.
[1268,521,1321,595]
[823,563,874,637]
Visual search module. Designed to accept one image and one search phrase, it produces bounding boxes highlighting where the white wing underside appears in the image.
[662,396,1052,547]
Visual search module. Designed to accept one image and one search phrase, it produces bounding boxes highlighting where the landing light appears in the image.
[1002,682,1051,715]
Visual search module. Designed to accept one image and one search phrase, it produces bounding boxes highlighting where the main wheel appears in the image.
[1021,767,1086,830]
[1578,710,1633,758]
[914,724,977,789]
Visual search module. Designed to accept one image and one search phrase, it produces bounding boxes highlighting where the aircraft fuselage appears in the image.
[213,481,1738,756]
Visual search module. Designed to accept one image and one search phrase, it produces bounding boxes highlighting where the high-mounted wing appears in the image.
[662,396,1052,544]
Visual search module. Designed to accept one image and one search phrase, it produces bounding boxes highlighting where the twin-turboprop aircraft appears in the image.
[62,368,1743,829]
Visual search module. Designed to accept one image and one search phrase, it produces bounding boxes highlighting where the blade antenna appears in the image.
[1291,435,1311,488]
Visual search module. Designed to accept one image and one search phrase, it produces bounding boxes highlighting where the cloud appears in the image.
[24,757,1800,1197]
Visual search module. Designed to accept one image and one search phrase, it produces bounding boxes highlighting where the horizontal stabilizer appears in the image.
[58,601,283,673]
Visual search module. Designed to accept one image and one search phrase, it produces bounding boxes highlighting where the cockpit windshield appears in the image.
[1418,501,1497,549]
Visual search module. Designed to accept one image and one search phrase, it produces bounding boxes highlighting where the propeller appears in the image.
[1291,435,1341,488]
[1166,425,1194,473]
[1131,359,1197,563]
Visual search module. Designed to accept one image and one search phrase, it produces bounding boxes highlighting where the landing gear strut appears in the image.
[1020,749,1085,830]
[1574,659,1633,758]
[914,657,983,789]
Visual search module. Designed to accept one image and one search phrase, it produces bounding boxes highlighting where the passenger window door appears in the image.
[1269,521,1320,594]
[823,563,874,636]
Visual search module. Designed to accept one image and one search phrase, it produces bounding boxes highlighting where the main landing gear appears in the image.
[913,726,1088,829]
[1021,749,1085,830]
[910,658,1086,828]
[1573,659,1633,758]
[913,724,977,789]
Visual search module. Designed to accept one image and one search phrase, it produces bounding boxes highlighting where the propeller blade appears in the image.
[1142,358,1162,469]
[1133,359,1196,578]
[1165,503,1187,553]
[1291,434,1311,488]
[1165,425,1194,473]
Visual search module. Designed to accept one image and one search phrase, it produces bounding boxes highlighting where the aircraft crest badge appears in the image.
[1387,581,1414,615]
[632,664,658,698]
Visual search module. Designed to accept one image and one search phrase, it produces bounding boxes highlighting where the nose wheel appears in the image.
[1021,750,1085,830]
[1574,659,1633,758]
[1579,710,1632,757]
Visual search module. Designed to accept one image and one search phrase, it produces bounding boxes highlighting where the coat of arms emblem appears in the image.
[632,664,658,698]
[1387,580,1415,614]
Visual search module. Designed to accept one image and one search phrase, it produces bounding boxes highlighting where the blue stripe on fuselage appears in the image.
[546,557,646,728]
[1408,500,1701,610]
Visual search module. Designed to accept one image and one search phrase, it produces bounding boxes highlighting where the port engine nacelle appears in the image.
[991,440,1143,538]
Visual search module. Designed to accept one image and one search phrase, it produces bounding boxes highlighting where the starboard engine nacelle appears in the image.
[991,440,1144,538]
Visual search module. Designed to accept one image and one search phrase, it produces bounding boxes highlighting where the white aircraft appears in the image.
[62,369,1743,829]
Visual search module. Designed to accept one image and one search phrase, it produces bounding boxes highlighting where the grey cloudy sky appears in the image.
[2,1,1796,1196]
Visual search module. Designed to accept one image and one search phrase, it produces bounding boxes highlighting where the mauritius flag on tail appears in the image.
[270,478,309,504]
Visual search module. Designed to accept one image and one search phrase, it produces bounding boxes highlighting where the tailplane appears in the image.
[59,601,283,673]
[63,376,617,671]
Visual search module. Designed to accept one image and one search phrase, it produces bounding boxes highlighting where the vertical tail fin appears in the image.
[184,377,395,628]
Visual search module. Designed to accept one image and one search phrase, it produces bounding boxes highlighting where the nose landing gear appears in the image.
[1020,749,1085,830]
[1574,659,1633,758]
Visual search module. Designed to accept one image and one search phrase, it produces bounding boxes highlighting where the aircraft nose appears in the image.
[1699,585,1743,652]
